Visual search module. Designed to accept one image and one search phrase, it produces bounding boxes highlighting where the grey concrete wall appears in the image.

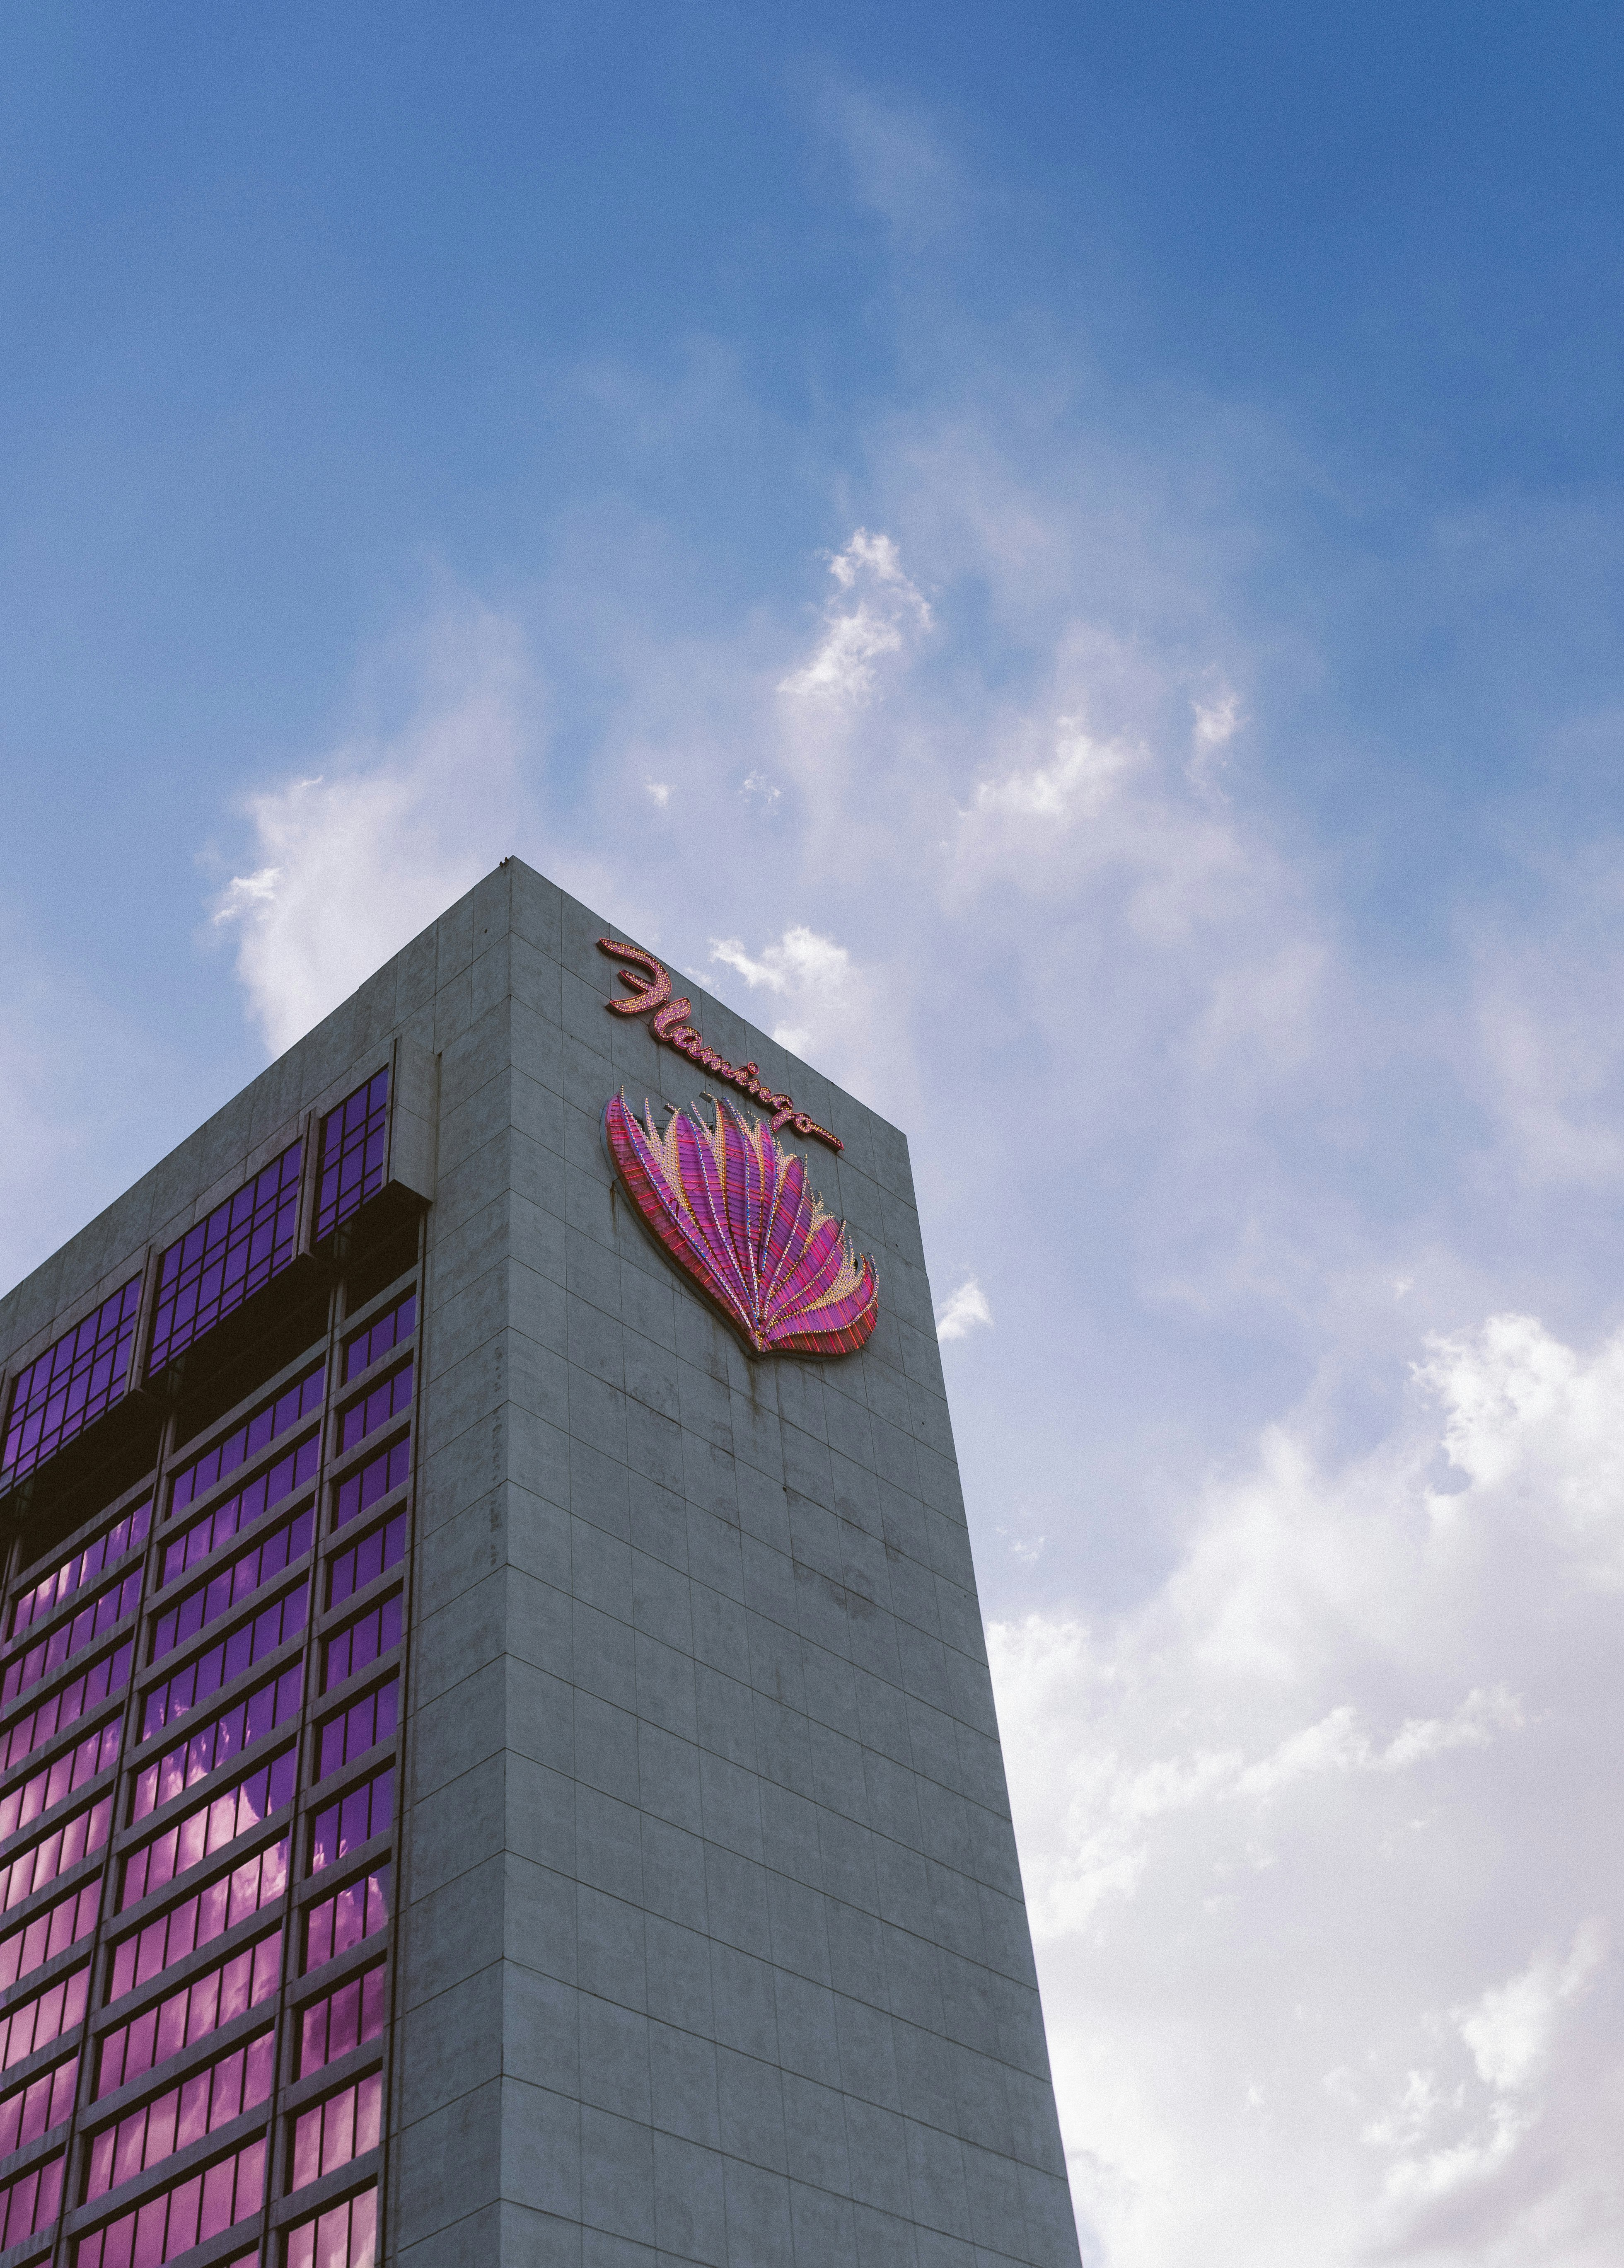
[398,865,1080,2268]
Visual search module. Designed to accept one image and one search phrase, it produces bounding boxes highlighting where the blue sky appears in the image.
[6,9,1624,2262]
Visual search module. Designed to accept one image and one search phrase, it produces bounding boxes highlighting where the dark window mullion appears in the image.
[373,1220,429,2268]
[254,1272,347,2265]
[47,1405,174,2268]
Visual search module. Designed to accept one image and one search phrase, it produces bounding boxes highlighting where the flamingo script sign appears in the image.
[596,938,878,1358]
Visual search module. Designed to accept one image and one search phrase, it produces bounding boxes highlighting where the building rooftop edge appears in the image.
[0,859,909,1371]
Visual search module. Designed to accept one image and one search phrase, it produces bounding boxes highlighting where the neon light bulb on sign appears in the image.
[597,938,843,1152]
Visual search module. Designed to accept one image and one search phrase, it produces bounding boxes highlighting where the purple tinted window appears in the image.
[107,1839,288,2001]
[147,1141,302,1376]
[0,1790,113,1913]
[323,1601,401,1694]
[329,1511,407,1608]
[169,1364,324,1514]
[0,2148,64,2249]
[131,1664,303,1821]
[120,1746,296,1911]
[2,1277,143,1489]
[344,1288,415,1382]
[0,2048,77,2156]
[309,1764,393,1874]
[96,1927,280,2100]
[72,2133,265,2266]
[296,1960,386,2078]
[290,2068,381,2192]
[148,1507,312,1665]
[302,1865,389,1973]
[316,1070,389,1242]
[160,1433,319,1591]
[1,1570,141,1707]
[285,2181,377,2268]
[10,1498,151,1640]
[332,1437,410,1532]
[0,1639,133,1777]
[141,1590,307,1742]
[317,1673,399,1782]
[83,2029,274,2199]
[338,1359,412,1455]
[0,1961,88,2072]
[0,1878,100,1995]
[0,1714,120,1841]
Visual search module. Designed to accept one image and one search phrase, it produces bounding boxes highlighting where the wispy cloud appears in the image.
[778,527,932,701]
[935,1275,993,1341]
[208,608,529,1056]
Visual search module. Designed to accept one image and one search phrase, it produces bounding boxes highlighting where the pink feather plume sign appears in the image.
[604,1092,879,1357]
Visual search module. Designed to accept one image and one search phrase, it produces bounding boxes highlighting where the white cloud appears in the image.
[707,924,882,1071]
[969,717,1138,822]
[777,527,932,701]
[209,608,530,1057]
[935,1275,993,1341]
[645,780,672,807]
[711,926,851,996]
[212,865,283,920]
[1192,689,1241,748]
[740,769,782,812]
[991,1311,1624,2266]
[823,85,961,248]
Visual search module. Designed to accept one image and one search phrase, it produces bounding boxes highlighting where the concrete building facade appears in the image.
[0,860,1081,2268]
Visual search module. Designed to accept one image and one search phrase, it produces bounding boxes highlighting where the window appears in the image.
[2,1568,142,1705]
[0,1713,121,1838]
[169,1365,324,1514]
[120,1748,295,1911]
[97,1928,281,2100]
[0,2050,76,2154]
[132,1665,302,1822]
[309,1766,392,1875]
[141,1592,307,1742]
[0,2150,64,2249]
[337,1361,411,1455]
[161,1434,319,1593]
[315,1071,389,1243]
[109,1839,288,2001]
[10,1499,151,1640]
[85,2029,274,2199]
[0,1877,99,1992]
[295,1961,385,2079]
[302,1867,389,1974]
[0,1788,113,1913]
[74,2133,266,2266]
[285,2182,376,2268]
[149,1508,312,1665]
[327,1514,406,1610]
[148,1140,304,1376]
[1,1277,143,1488]
[0,1962,88,2072]
[344,1291,414,1384]
[331,1440,408,1533]
[290,2069,380,2191]
[316,1676,398,1784]
[322,1600,400,1694]
[0,1639,133,1775]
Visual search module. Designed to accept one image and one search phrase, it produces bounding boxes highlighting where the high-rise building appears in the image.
[0,862,1081,2268]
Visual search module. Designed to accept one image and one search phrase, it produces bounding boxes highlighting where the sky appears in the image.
[5,5,1624,2260]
